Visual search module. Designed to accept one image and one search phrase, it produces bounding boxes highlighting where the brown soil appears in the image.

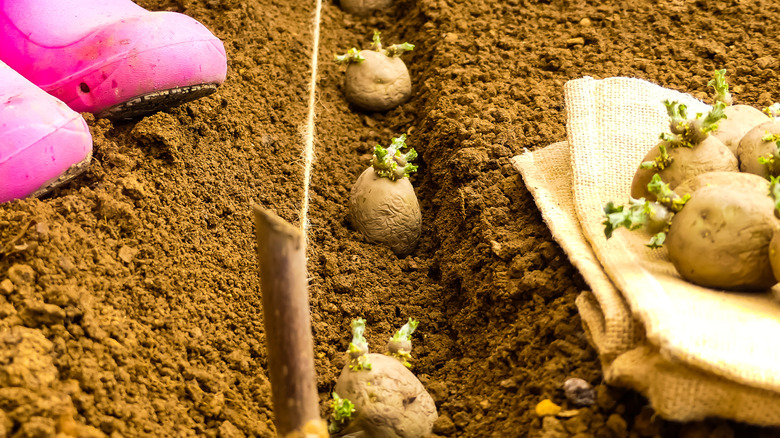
[3,0,780,437]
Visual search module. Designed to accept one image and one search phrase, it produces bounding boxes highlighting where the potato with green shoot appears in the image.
[736,103,780,178]
[335,31,413,112]
[631,100,737,201]
[350,134,421,256]
[329,318,437,438]
[667,172,779,291]
[608,172,780,291]
[708,69,768,157]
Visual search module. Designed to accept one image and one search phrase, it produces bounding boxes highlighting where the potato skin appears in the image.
[339,0,392,16]
[334,353,437,438]
[666,179,779,291]
[631,136,737,201]
[737,120,780,178]
[674,171,768,198]
[712,104,767,157]
[345,50,412,112]
[350,167,421,256]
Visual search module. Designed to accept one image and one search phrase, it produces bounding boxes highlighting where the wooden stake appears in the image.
[253,206,327,438]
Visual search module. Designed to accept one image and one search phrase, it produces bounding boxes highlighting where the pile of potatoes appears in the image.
[606,70,780,292]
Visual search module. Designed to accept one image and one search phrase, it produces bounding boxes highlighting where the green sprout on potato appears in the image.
[387,317,418,368]
[647,173,690,212]
[764,103,780,119]
[708,69,773,162]
[708,69,733,106]
[640,143,673,170]
[371,30,415,57]
[770,176,780,219]
[757,134,780,176]
[372,134,418,180]
[334,47,365,64]
[657,100,727,149]
[640,101,727,171]
[603,199,668,248]
[335,31,414,64]
[348,318,372,371]
[603,174,688,248]
[328,392,356,434]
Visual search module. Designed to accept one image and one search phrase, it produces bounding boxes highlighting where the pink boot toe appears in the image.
[0,0,228,119]
[0,62,93,203]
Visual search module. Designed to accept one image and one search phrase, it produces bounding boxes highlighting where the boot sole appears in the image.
[29,153,93,198]
[96,83,220,120]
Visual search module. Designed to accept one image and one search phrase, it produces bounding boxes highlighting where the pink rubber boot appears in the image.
[0,0,227,119]
[1,62,93,203]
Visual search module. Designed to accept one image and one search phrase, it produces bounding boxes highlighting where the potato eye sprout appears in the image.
[328,393,356,435]
[372,133,419,180]
[654,100,726,148]
[708,68,733,106]
[708,69,769,157]
[348,317,372,371]
[387,317,418,368]
[370,30,415,57]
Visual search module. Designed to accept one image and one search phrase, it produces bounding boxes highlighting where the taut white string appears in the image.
[300,0,323,249]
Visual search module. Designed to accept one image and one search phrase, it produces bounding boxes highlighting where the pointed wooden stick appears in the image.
[253,206,327,438]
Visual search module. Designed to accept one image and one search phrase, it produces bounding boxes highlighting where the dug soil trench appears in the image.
[3,0,780,436]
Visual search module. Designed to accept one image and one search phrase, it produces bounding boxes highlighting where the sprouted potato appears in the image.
[606,172,780,291]
[335,32,413,112]
[631,100,737,201]
[329,318,437,438]
[349,134,421,256]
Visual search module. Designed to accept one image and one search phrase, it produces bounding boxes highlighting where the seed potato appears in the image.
[350,167,421,256]
[737,120,780,178]
[631,135,738,201]
[336,32,414,113]
[712,104,768,157]
[345,49,412,112]
[666,174,779,291]
[349,135,421,256]
[334,353,437,438]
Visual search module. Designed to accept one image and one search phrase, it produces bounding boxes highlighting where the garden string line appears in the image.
[300,0,323,247]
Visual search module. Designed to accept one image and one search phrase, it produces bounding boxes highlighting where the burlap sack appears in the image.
[512,77,780,425]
